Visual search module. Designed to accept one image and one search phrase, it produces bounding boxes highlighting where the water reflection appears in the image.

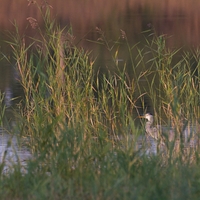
[4,87,12,107]
[0,0,199,118]
[0,129,31,173]
[1,0,200,47]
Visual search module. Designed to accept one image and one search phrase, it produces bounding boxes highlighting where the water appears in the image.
[0,129,31,174]
[1,1,200,110]
[137,125,199,157]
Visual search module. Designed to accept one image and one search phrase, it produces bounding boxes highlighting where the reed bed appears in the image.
[0,6,200,200]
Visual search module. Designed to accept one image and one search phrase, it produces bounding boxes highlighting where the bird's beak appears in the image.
[138,116,145,119]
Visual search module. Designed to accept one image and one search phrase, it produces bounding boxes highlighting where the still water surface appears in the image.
[0,130,31,173]
[1,0,200,111]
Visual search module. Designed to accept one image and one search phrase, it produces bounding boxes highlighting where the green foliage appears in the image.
[1,4,200,200]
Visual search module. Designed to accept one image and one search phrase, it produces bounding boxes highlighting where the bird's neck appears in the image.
[145,121,152,129]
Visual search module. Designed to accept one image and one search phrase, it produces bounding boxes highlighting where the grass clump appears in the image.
[0,4,200,200]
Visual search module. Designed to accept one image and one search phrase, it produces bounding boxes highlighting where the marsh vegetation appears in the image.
[0,3,200,200]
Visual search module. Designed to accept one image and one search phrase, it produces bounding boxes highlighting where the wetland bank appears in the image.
[0,1,200,199]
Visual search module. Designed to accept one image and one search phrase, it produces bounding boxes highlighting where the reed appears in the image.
[0,5,200,200]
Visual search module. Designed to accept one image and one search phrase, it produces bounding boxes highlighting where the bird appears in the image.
[139,113,159,140]
[139,113,200,152]
[139,113,175,142]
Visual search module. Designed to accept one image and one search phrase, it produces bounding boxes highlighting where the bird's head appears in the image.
[139,113,154,123]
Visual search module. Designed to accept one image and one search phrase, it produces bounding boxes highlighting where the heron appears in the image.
[139,113,159,140]
[139,113,175,141]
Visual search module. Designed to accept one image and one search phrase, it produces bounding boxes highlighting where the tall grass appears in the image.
[0,5,200,200]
